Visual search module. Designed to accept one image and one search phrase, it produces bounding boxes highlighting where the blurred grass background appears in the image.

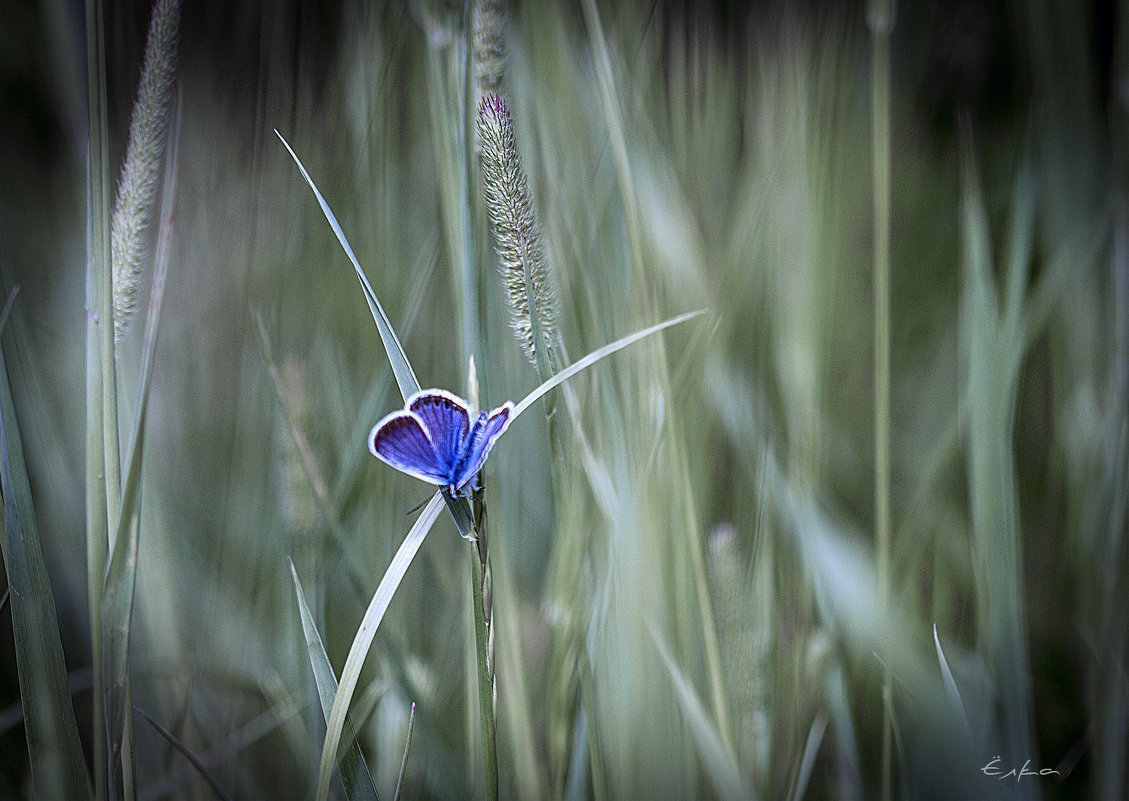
[0,0,1126,798]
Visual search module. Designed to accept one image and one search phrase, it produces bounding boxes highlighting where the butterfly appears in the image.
[368,388,514,498]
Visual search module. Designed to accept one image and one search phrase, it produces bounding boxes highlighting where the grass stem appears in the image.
[868,2,894,799]
[470,513,498,801]
[84,0,111,796]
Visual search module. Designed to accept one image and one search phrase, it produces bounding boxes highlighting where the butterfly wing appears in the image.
[368,411,448,486]
[369,390,511,495]
[452,401,514,492]
[408,390,472,474]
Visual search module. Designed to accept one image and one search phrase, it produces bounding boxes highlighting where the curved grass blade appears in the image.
[0,339,92,801]
[138,689,307,800]
[134,706,233,801]
[329,236,438,507]
[932,623,972,738]
[788,713,829,801]
[274,130,420,401]
[393,702,416,801]
[102,92,180,801]
[649,626,747,801]
[315,492,445,801]
[251,306,370,594]
[0,286,18,333]
[275,132,477,538]
[511,310,705,421]
[288,558,380,801]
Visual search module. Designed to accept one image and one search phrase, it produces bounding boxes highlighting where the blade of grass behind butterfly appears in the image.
[315,492,445,801]
[510,310,705,422]
[274,132,475,537]
[579,5,734,773]
[648,626,747,801]
[101,92,180,801]
[274,130,419,400]
[330,234,438,506]
[421,30,479,383]
[0,333,92,801]
[288,558,380,801]
[251,306,373,601]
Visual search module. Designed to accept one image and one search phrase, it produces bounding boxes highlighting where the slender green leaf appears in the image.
[137,689,307,800]
[101,92,181,801]
[85,0,113,795]
[134,706,234,801]
[469,539,497,801]
[276,132,477,539]
[869,9,894,800]
[0,338,92,801]
[932,623,972,738]
[274,130,420,400]
[252,306,370,594]
[393,702,416,801]
[0,286,18,333]
[788,714,828,801]
[649,627,747,801]
[315,492,445,801]
[288,558,380,801]
[329,236,439,507]
[959,137,1036,773]
[511,310,705,420]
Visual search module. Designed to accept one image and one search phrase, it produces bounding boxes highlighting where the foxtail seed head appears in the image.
[111,0,181,344]
[473,0,506,104]
[477,94,559,372]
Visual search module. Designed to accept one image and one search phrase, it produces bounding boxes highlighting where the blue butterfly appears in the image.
[368,388,514,498]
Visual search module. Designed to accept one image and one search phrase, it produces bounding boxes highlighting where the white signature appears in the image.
[981,756,1061,782]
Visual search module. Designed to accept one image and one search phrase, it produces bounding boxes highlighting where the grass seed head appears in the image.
[477,94,560,371]
[111,0,182,344]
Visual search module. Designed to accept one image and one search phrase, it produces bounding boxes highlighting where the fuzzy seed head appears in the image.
[473,0,506,103]
[111,0,182,344]
[477,94,559,370]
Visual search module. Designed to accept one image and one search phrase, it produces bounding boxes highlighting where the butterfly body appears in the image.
[369,389,513,497]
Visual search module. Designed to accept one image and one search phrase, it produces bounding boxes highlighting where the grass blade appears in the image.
[959,137,1037,776]
[136,690,307,800]
[0,335,92,800]
[315,492,445,801]
[328,237,439,507]
[868,2,894,797]
[510,310,705,421]
[932,623,972,739]
[84,0,113,794]
[288,558,380,801]
[275,131,478,538]
[274,130,420,401]
[393,702,416,801]
[134,706,234,801]
[0,286,18,333]
[649,627,747,801]
[101,91,181,801]
[788,713,828,801]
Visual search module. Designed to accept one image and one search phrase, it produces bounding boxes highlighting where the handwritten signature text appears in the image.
[982,756,1061,783]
